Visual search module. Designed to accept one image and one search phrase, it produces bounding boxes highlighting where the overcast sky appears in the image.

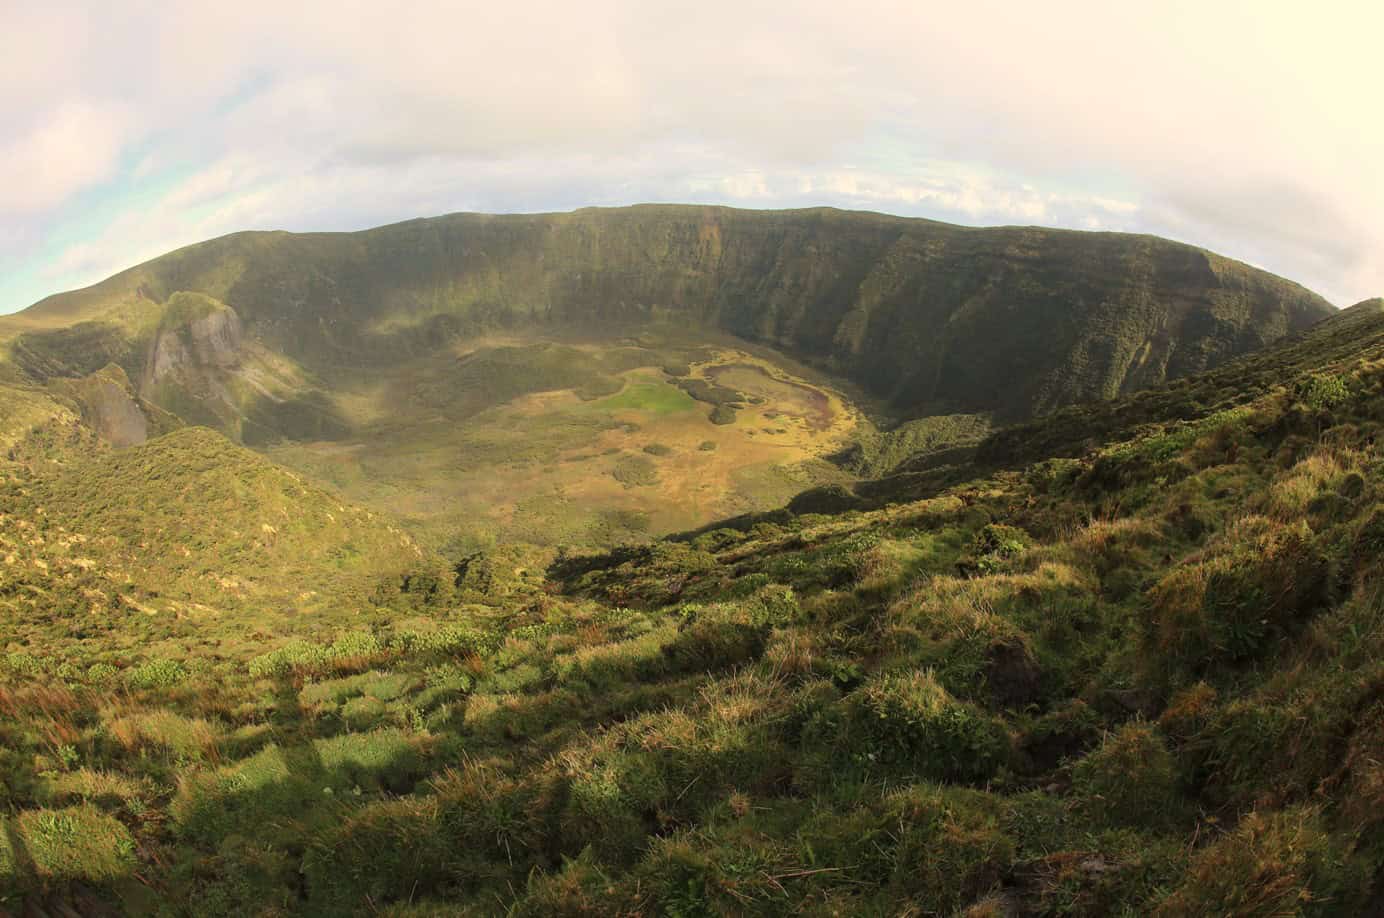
[2,0,1380,313]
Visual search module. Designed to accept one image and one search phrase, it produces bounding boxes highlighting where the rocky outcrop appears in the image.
[57,365,149,447]
[80,375,148,446]
[147,298,244,385]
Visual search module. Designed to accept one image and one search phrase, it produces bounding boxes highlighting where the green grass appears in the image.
[261,341,856,553]
[593,380,697,415]
[6,805,137,884]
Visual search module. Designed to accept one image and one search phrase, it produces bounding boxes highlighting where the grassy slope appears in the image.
[978,297,1384,466]
[0,205,1336,563]
[0,422,445,671]
[2,302,1382,914]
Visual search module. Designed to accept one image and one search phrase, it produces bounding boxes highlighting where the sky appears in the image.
[1,0,1380,313]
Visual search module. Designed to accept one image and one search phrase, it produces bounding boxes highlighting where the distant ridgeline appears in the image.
[0,205,1332,445]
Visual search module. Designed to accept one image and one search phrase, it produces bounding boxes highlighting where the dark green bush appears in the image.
[1072,722,1183,828]
[956,523,1028,576]
[708,405,736,425]
[811,671,1008,784]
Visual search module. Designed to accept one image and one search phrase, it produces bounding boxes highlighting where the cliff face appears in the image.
[147,302,244,383]
[2,205,1334,428]
[53,365,150,448]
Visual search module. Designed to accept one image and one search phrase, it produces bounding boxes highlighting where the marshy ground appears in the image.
[267,333,863,554]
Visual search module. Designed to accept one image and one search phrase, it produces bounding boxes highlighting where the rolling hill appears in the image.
[3,206,1331,427]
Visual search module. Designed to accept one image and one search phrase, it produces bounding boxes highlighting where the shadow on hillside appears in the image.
[2,817,124,917]
[172,673,427,848]
[2,812,35,890]
[271,670,329,781]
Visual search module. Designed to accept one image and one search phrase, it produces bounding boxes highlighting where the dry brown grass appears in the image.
[1260,443,1368,520]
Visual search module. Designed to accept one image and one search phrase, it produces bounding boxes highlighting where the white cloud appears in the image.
[0,101,133,213]
[2,0,1381,310]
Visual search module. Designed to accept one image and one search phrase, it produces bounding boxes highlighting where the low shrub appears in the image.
[884,784,1015,909]
[811,670,1008,784]
[433,763,558,880]
[86,662,119,684]
[709,405,737,425]
[956,524,1028,576]
[559,749,665,863]
[794,783,1014,910]
[511,849,640,916]
[1146,517,1329,673]
[3,652,45,677]
[1296,373,1349,412]
[399,625,503,659]
[248,631,393,679]
[248,642,329,679]
[125,658,190,690]
[1156,807,1365,916]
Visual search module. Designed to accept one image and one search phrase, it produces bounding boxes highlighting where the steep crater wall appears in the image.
[7,206,1335,436]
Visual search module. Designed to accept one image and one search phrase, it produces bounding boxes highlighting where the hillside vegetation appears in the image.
[4,290,1384,914]
[1,421,443,663]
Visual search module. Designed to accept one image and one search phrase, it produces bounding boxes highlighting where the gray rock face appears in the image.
[149,305,243,383]
[188,307,243,368]
[84,377,149,446]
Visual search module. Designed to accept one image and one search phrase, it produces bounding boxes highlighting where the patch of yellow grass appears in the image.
[105,708,220,760]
